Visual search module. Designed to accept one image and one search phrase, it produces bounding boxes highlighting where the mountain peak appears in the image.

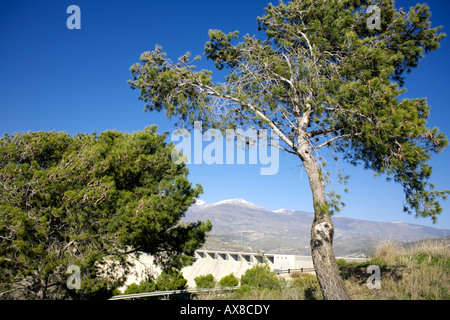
[273,208,294,215]
[185,198,450,255]
[214,198,264,209]
[194,199,211,207]
[192,198,267,210]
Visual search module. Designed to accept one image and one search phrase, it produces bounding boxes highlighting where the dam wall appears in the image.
[121,249,366,289]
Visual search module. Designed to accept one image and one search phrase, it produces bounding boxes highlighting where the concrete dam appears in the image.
[123,249,366,289]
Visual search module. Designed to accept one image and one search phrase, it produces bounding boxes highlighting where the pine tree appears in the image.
[128,0,447,299]
[0,127,210,299]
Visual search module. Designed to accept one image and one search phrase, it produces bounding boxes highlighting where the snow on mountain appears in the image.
[193,199,211,207]
[193,198,266,210]
[273,208,296,215]
[186,198,450,255]
[213,198,265,209]
[195,198,303,213]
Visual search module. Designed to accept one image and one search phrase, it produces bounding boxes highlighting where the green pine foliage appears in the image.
[129,0,448,223]
[239,264,280,290]
[219,273,239,288]
[155,269,188,291]
[0,127,210,299]
[122,280,156,295]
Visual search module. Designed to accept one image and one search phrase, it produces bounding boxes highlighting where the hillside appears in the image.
[183,199,450,256]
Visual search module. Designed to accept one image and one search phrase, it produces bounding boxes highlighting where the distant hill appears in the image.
[400,236,450,250]
[183,198,450,256]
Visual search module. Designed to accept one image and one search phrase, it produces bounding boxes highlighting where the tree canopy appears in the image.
[129,0,448,222]
[129,0,448,299]
[0,127,210,299]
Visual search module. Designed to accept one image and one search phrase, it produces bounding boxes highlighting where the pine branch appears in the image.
[311,133,361,150]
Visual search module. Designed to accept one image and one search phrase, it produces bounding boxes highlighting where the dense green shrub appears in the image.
[232,284,254,299]
[337,258,349,269]
[124,283,140,295]
[219,273,239,288]
[123,280,156,295]
[156,270,187,291]
[240,264,280,290]
[138,280,157,293]
[195,274,216,289]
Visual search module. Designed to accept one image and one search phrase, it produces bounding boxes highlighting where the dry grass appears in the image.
[195,239,449,300]
[344,239,450,300]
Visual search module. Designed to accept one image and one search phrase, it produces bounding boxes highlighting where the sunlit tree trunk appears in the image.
[301,149,350,300]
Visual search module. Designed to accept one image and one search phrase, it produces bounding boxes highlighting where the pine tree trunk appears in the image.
[301,151,350,300]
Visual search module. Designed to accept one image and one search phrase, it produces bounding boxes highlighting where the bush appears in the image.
[219,273,239,288]
[291,273,321,300]
[124,283,140,295]
[123,280,156,295]
[195,274,216,289]
[337,258,349,270]
[156,270,188,291]
[138,280,157,293]
[240,264,280,290]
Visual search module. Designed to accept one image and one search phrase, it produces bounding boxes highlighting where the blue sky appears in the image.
[1,0,449,229]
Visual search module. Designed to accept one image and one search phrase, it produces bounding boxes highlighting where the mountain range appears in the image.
[182,198,450,256]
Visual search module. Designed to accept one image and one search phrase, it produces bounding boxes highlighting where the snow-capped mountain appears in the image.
[184,198,450,255]
[193,199,212,207]
[213,198,266,209]
[194,198,266,209]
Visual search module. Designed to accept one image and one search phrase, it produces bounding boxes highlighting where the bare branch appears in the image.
[299,31,315,60]
[199,84,300,155]
[311,133,361,150]
[307,127,337,138]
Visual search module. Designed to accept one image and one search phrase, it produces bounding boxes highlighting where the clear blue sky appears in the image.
[1,0,449,229]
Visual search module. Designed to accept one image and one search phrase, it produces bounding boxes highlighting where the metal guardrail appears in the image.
[274,267,315,275]
[108,286,240,300]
